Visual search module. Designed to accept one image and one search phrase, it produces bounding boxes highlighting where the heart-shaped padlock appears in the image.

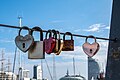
[28,27,45,59]
[15,26,34,52]
[82,35,100,57]
[44,30,56,54]
[62,32,74,51]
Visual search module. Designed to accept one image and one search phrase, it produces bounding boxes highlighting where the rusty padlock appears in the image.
[15,26,34,52]
[62,32,74,51]
[82,35,100,57]
[28,27,45,59]
[44,30,56,54]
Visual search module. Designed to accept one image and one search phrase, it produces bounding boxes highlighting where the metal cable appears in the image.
[45,59,53,80]
[0,24,116,42]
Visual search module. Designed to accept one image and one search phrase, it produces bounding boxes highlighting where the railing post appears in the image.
[105,0,120,80]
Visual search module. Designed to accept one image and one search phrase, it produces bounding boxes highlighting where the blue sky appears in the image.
[0,0,112,80]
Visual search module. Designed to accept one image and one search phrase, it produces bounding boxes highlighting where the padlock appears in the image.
[82,35,100,57]
[28,27,45,59]
[54,31,64,55]
[52,29,58,53]
[52,30,64,55]
[44,30,56,54]
[15,26,34,52]
[62,32,74,51]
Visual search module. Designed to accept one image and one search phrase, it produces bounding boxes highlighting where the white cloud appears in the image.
[50,20,64,23]
[84,23,109,32]
[104,26,110,30]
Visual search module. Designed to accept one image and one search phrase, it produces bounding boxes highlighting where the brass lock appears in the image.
[52,30,64,55]
[56,31,64,55]
[28,27,45,59]
[15,26,34,52]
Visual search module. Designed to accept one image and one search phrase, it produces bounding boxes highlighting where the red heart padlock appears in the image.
[82,35,100,57]
[44,30,56,54]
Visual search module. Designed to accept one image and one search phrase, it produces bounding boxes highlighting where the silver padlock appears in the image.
[15,26,34,52]
[28,26,45,59]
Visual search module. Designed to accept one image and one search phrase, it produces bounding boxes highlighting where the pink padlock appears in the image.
[82,35,100,57]
[44,30,56,54]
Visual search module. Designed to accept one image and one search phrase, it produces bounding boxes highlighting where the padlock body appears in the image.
[55,40,64,55]
[82,42,99,57]
[15,35,34,52]
[28,41,45,59]
[44,37,56,54]
[53,40,59,53]
[62,40,74,51]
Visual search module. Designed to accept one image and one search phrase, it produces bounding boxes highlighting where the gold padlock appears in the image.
[52,30,64,55]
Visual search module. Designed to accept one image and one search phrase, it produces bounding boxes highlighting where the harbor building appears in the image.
[33,65,42,80]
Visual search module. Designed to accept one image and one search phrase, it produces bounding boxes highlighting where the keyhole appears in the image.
[90,49,92,53]
[22,43,25,48]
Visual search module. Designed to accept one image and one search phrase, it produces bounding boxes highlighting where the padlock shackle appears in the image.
[63,32,73,40]
[52,29,57,39]
[31,26,43,41]
[18,26,30,36]
[85,35,97,43]
[56,31,60,39]
[45,29,52,39]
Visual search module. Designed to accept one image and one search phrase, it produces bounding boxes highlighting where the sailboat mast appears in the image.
[0,50,5,72]
[7,57,11,72]
[18,16,23,80]
[18,16,22,27]
[53,54,56,80]
[18,16,22,68]
[41,60,43,79]
[73,57,75,76]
